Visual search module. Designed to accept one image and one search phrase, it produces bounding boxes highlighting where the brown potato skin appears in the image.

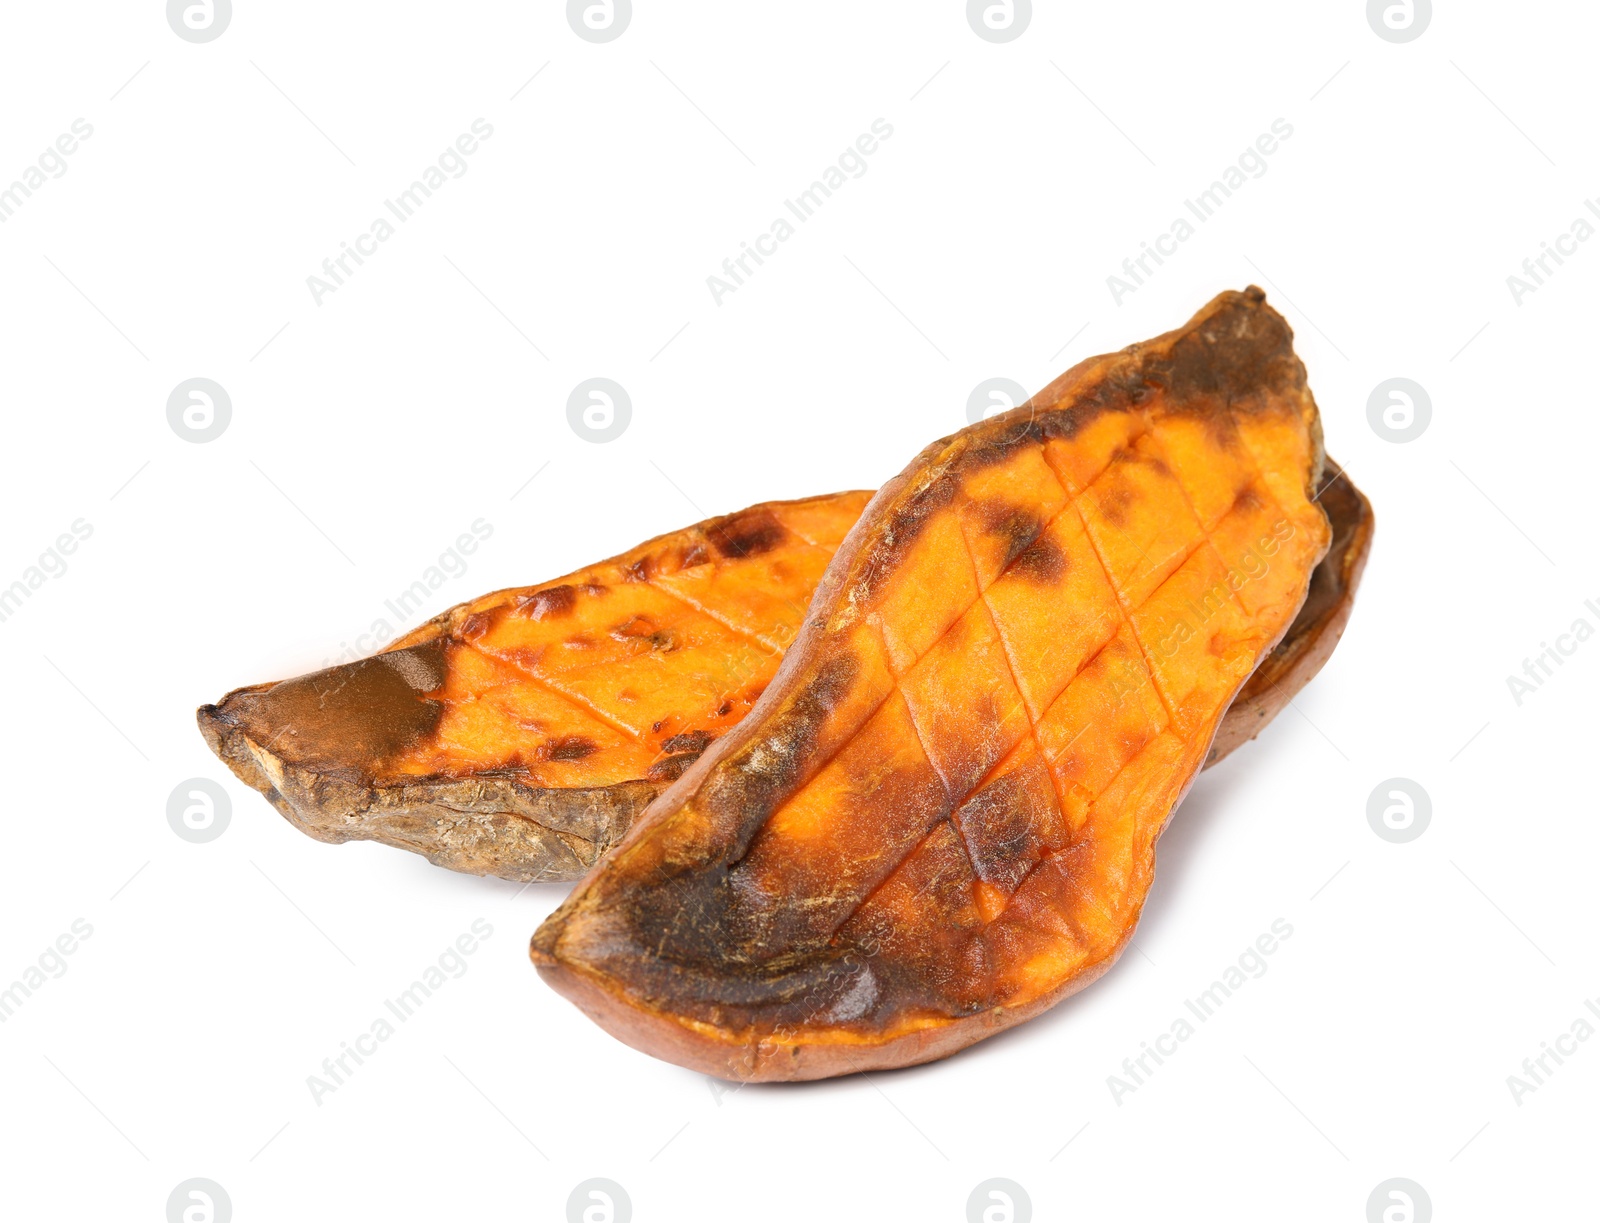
[532,288,1340,1080]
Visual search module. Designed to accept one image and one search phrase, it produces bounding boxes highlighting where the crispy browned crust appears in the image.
[531,287,1339,1080]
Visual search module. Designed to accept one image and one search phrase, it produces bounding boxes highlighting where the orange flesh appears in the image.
[383,493,872,788]
[731,411,1325,1004]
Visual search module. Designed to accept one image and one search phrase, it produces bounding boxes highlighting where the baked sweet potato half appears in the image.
[198,470,1369,883]
[531,287,1338,1079]
[198,492,871,881]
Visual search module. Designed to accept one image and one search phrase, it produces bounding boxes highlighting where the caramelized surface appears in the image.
[531,288,1335,1077]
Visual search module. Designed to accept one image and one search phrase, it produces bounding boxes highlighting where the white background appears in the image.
[1,2,1594,1220]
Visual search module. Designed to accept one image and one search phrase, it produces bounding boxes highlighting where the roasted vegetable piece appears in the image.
[198,492,871,881]
[198,470,1369,884]
[531,288,1337,1079]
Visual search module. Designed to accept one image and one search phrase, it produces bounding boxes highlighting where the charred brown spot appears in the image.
[646,754,698,783]
[519,585,577,620]
[951,765,1056,897]
[681,542,710,568]
[1233,485,1264,514]
[547,736,599,762]
[980,502,1044,570]
[707,508,789,560]
[662,730,714,754]
[1094,486,1132,529]
[1010,532,1067,583]
[458,612,492,641]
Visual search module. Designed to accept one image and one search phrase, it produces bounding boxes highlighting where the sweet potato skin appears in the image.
[1207,458,1373,763]
[531,288,1336,1079]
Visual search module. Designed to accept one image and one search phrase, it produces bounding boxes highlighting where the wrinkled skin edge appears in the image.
[531,287,1352,1080]
[196,471,1370,885]
[1206,457,1373,764]
[196,700,653,882]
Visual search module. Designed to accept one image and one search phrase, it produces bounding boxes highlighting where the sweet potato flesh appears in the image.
[384,493,871,789]
[531,289,1333,1078]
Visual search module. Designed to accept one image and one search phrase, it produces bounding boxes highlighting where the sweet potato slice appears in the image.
[530,288,1336,1079]
[198,492,872,881]
[198,472,1369,883]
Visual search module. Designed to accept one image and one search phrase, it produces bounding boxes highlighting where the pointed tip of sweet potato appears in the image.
[196,695,283,804]
[528,924,560,969]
